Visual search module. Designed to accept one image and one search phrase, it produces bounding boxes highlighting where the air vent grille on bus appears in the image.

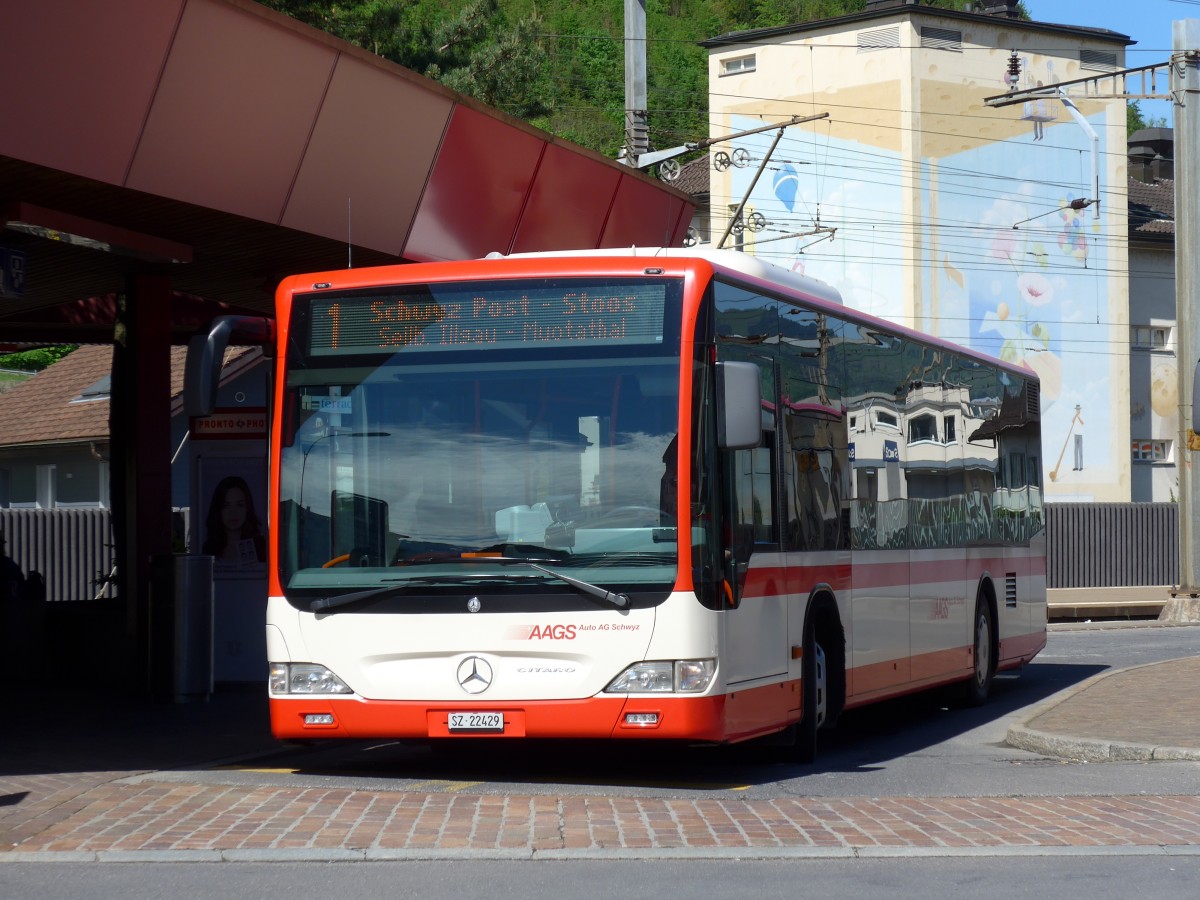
[1026,382,1040,417]
[1005,573,1018,609]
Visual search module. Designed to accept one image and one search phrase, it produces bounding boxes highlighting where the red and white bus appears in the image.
[250,248,1045,761]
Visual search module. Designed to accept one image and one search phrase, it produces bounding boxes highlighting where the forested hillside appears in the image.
[260,1,1005,157]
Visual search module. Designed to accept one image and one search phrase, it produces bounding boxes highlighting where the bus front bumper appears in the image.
[268,693,735,742]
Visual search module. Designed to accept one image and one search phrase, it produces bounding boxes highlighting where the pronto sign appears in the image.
[191,408,268,440]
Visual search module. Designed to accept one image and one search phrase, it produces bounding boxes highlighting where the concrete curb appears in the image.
[1006,725,1200,762]
[1004,658,1200,762]
[5,845,1200,863]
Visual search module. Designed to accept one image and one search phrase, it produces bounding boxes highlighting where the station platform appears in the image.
[3,638,1199,861]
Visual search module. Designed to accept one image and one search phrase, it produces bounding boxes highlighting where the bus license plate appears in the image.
[448,712,504,733]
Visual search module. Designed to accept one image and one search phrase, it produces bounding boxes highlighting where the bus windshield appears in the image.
[277,276,686,604]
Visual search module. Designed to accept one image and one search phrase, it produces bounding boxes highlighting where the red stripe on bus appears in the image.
[738,553,1044,600]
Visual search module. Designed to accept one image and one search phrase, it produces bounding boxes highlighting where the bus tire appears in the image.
[964,592,996,707]
[796,620,827,764]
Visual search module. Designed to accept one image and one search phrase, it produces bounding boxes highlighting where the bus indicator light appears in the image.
[624,712,659,726]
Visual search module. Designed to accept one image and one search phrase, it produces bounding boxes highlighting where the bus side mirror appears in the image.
[184,315,274,416]
[716,361,762,450]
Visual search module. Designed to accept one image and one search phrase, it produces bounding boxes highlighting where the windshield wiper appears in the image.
[527,563,630,609]
[310,575,533,613]
[309,564,630,614]
[310,583,407,614]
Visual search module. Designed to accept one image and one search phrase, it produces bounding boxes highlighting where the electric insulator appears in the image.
[1005,52,1021,87]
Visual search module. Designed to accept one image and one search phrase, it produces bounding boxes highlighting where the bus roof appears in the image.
[281,247,1037,389]
[485,247,844,307]
[483,247,1037,387]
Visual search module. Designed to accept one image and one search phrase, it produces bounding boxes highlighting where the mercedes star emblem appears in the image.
[467,596,481,613]
[456,656,493,694]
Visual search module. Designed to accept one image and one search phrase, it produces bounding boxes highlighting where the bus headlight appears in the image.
[676,658,717,692]
[269,663,353,695]
[605,659,716,694]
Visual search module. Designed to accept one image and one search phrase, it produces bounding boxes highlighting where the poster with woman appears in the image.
[197,456,267,578]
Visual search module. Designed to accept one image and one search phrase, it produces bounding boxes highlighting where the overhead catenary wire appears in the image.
[524,21,1175,320]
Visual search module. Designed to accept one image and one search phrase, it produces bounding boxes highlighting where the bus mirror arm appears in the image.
[716,361,762,450]
[1193,359,1200,435]
[184,315,275,417]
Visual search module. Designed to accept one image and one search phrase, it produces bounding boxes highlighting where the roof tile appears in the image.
[0,344,189,448]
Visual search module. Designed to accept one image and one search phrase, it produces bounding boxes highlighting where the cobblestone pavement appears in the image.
[4,655,1200,861]
[5,782,1200,860]
[1006,656,1200,762]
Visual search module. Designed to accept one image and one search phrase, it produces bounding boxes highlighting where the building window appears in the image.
[36,464,56,509]
[1132,439,1171,462]
[859,27,899,52]
[1131,325,1170,350]
[943,415,956,444]
[98,459,110,509]
[1006,452,1024,487]
[1080,49,1118,72]
[875,410,899,429]
[70,374,111,404]
[908,413,938,443]
[720,55,756,76]
[920,26,962,52]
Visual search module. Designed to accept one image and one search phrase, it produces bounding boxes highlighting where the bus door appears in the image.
[848,423,911,694]
[721,382,788,686]
[772,306,850,706]
[905,377,969,684]
[842,324,913,694]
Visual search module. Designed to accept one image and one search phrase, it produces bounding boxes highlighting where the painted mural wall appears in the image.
[711,20,1131,501]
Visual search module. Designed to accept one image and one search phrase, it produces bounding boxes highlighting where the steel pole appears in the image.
[1176,21,1200,592]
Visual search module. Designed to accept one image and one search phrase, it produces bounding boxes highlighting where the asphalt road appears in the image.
[6,855,1200,900]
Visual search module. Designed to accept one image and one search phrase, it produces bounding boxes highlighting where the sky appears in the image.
[1028,0,1200,125]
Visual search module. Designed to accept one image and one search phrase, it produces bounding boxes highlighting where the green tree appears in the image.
[259,0,549,119]
[0,345,78,372]
[425,0,551,119]
[1128,100,1168,136]
[260,0,1027,158]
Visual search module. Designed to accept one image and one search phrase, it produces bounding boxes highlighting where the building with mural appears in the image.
[702,0,1136,502]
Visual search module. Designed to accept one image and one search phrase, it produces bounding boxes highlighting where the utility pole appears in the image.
[1175,20,1200,595]
[623,0,648,166]
[984,26,1200,603]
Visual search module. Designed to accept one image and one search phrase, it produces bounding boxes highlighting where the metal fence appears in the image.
[1045,502,1179,589]
[0,508,115,602]
[0,502,1183,599]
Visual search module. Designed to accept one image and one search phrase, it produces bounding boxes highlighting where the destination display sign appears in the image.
[307,279,669,356]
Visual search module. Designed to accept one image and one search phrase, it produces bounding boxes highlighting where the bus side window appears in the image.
[785,410,849,553]
[725,430,777,599]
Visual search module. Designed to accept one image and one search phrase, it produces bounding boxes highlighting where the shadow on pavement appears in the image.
[241,660,1110,791]
[3,655,1109,787]
[3,683,277,777]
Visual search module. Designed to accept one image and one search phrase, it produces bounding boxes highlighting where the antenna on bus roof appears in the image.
[347,197,353,269]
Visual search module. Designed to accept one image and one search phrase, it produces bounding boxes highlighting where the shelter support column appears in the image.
[110,273,174,695]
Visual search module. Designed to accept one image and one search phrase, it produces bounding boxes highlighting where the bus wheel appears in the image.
[796,629,827,764]
[965,597,995,707]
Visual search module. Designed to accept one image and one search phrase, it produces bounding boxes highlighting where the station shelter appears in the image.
[0,0,693,696]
